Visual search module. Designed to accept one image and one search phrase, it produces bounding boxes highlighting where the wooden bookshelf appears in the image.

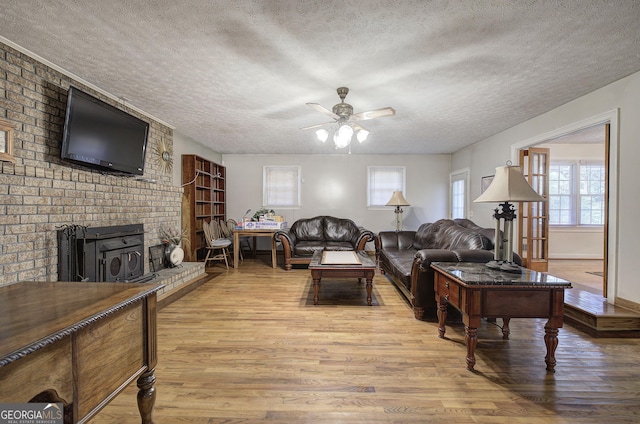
[182,154,226,262]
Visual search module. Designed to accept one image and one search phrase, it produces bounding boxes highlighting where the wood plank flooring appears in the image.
[93,259,640,423]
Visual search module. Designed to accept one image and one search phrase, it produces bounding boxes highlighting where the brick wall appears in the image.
[0,42,185,287]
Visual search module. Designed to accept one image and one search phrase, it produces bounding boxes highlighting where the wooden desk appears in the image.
[431,262,571,372]
[0,281,163,424]
[233,229,277,269]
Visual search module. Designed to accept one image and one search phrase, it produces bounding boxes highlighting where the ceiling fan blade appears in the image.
[306,103,340,119]
[351,107,396,121]
[300,121,335,131]
[352,122,369,132]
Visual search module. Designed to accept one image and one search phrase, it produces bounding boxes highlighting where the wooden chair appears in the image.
[203,220,231,270]
[219,219,242,262]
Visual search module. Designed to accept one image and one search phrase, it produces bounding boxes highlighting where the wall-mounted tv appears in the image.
[61,87,149,175]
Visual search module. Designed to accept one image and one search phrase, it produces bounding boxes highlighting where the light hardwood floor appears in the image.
[93,259,640,423]
[548,259,604,294]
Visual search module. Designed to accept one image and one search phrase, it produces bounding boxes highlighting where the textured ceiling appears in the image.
[1,1,640,155]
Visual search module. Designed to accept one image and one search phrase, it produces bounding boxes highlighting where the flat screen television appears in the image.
[61,87,149,175]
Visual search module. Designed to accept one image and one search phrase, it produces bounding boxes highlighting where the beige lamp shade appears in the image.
[474,165,543,203]
[386,191,410,206]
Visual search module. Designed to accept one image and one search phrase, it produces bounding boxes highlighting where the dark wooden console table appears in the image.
[0,281,164,423]
[431,262,572,372]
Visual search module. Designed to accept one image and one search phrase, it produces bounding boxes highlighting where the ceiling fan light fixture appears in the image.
[357,129,369,143]
[304,87,395,151]
[333,124,353,149]
[315,129,329,143]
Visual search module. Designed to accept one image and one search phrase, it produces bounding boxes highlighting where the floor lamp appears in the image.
[474,164,543,273]
[386,191,410,232]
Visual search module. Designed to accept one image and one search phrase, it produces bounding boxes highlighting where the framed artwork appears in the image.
[0,118,16,163]
[481,175,494,193]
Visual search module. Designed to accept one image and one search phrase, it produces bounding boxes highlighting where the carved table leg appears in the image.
[465,326,478,371]
[365,275,373,306]
[437,299,448,338]
[502,317,511,340]
[137,368,156,424]
[544,325,559,372]
[312,276,321,305]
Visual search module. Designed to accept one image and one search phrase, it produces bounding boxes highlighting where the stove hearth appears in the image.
[58,224,145,282]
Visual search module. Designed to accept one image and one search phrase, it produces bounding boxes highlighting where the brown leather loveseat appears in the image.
[377,218,521,320]
[274,216,375,270]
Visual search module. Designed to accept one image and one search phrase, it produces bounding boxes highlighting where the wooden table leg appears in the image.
[311,271,321,305]
[544,325,559,372]
[136,368,156,424]
[271,237,277,268]
[464,326,478,371]
[502,317,511,340]
[233,232,239,269]
[437,298,448,338]
[365,274,373,306]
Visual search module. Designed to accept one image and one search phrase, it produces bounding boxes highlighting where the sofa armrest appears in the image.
[274,229,295,253]
[354,227,375,250]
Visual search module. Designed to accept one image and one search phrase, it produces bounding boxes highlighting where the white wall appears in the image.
[222,154,451,249]
[172,130,222,186]
[452,70,640,306]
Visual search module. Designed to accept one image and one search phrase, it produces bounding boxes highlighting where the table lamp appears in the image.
[474,163,543,273]
[386,191,410,232]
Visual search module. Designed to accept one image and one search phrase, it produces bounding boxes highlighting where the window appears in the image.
[548,161,604,226]
[450,169,469,219]
[367,166,406,207]
[263,166,301,208]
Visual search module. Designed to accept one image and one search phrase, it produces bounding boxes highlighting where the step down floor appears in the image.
[564,283,640,337]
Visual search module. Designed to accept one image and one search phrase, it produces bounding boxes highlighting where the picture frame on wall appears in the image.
[481,175,494,193]
[0,118,16,163]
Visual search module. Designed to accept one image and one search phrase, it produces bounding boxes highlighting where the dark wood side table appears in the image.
[431,262,572,372]
[309,250,377,306]
[0,281,164,423]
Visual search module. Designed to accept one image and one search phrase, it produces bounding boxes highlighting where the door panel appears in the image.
[518,148,549,272]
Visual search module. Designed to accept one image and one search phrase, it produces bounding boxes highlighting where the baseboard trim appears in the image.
[615,296,640,314]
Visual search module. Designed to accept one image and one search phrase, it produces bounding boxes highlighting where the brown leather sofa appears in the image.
[274,216,375,270]
[376,218,521,320]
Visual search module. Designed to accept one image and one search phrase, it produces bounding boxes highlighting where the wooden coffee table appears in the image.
[309,250,376,306]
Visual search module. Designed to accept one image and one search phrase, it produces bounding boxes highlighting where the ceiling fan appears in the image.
[302,87,396,149]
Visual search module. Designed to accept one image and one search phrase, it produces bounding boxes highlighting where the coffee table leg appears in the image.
[313,277,320,305]
[365,276,373,306]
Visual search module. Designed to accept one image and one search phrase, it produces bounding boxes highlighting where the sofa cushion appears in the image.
[294,240,325,256]
[324,216,359,242]
[412,222,433,250]
[379,248,415,289]
[291,216,325,241]
[413,219,491,250]
[324,241,357,251]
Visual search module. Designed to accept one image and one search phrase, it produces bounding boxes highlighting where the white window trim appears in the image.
[367,166,406,210]
[262,165,302,209]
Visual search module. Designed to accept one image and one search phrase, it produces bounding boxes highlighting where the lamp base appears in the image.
[484,261,523,274]
[485,260,503,270]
